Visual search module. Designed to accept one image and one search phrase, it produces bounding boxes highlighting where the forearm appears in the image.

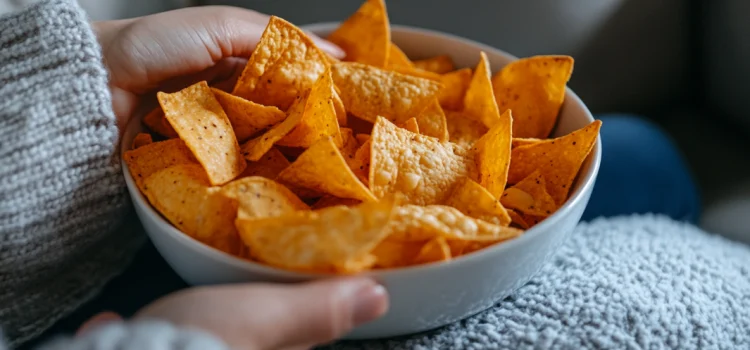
[0,0,141,346]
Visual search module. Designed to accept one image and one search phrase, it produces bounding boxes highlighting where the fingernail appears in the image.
[352,281,389,325]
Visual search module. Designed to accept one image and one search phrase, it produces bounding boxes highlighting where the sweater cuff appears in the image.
[32,320,230,350]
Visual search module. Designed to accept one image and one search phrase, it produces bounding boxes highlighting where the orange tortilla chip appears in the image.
[233,16,330,110]
[240,91,307,161]
[413,55,456,74]
[388,205,522,242]
[331,62,441,124]
[351,139,371,184]
[438,68,472,111]
[311,195,361,210]
[142,107,177,138]
[415,99,449,141]
[124,138,198,191]
[391,66,442,81]
[132,133,153,149]
[502,170,557,217]
[158,81,246,185]
[506,209,530,229]
[387,43,414,69]
[355,134,370,145]
[328,0,390,68]
[370,117,475,205]
[211,88,286,143]
[445,177,511,226]
[492,55,574,138]
[399,117,420,134]
[221,176,308,220]
[447,235,512,256]
[236,197,397,273]
[339,128,360,171]
[143,164,241,255]
[508,120,601,204]
[371,239,424,268]
[413,236,452,265]
[445,110,487,147]
[512,137,542,148]
[238,147,290,180]
[472,109,513,198]
[332,87,347,127]
[277,69,343,148]
[464,52,502,128]
[277,137,376,202]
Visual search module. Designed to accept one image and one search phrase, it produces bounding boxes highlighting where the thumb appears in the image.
[254,277,389,349]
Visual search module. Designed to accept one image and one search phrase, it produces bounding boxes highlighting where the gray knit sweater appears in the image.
[1,1,749,350]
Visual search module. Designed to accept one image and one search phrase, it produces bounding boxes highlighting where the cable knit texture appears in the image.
[0,0,143,347]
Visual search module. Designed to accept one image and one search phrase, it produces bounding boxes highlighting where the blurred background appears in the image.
[2,0,747,240]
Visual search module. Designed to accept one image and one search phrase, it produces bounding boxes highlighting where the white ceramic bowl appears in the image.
[121,24,601,340]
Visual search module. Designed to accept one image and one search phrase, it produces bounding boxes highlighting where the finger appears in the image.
[76,312,123,336]
[251,278,389,350]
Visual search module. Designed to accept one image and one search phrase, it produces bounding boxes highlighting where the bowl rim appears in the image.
[121,23,602,280]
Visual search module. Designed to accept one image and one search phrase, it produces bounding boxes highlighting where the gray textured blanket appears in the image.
[326,215,750,350]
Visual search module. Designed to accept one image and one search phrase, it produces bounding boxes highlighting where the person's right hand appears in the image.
[80,277,388,350]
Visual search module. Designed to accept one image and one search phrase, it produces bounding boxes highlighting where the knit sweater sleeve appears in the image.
[0,0,144,347]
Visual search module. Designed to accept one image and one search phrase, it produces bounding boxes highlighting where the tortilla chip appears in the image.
[211,88,286,143]
[331,62,441,124]
[438,68,472,111]
[391,66,442,81]
[464,52,502,128]
[240,91,307,161]
[413,236,452,264]
[447,235,511,256]
[351,139,371,184]
[371,239,424,268]
[143,164,241,255]
[512,137,542,148]
[399,117,420,134]
[277,137,376,201]
[339,128,360,170]
[124,138,198,191]
[277,69,343,148]
[233,16,330,110]
[158,81,246,185]
[445,177,511,226]
[236,197,397,273]
[492,55,574,138]
[415,99,449,141]
[132,133,153,149]
[506,209,530,229]
[312,195,361,210]
[355,134,370,144]
[142,107,178,138]
[508,120,601,204]
[388,205,522,242]
[502,170,557,217]
[413,55,455,74]
[445,110,487,147]
[238,147,290,180]
[472,109,513,197]
[327,0,390,68]
[521,213,545,227]
[387,43,414,69]
[370,117,475,205]
[332,87,347,127]
[221,176,308,220]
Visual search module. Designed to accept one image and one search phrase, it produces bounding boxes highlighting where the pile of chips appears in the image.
[124,0,601,274]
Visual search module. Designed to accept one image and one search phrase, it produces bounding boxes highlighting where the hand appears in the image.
[78,277,388,350]
[92,6,345,131]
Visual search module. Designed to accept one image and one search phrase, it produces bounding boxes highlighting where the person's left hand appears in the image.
[92,6,345,131]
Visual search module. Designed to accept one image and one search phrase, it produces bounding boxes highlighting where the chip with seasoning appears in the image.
[158,81,246,185]
[124,0,598,273]
[233,16,331,110]
[331,62,441,124]
[328,0,390,68]
[493,55,574,138]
